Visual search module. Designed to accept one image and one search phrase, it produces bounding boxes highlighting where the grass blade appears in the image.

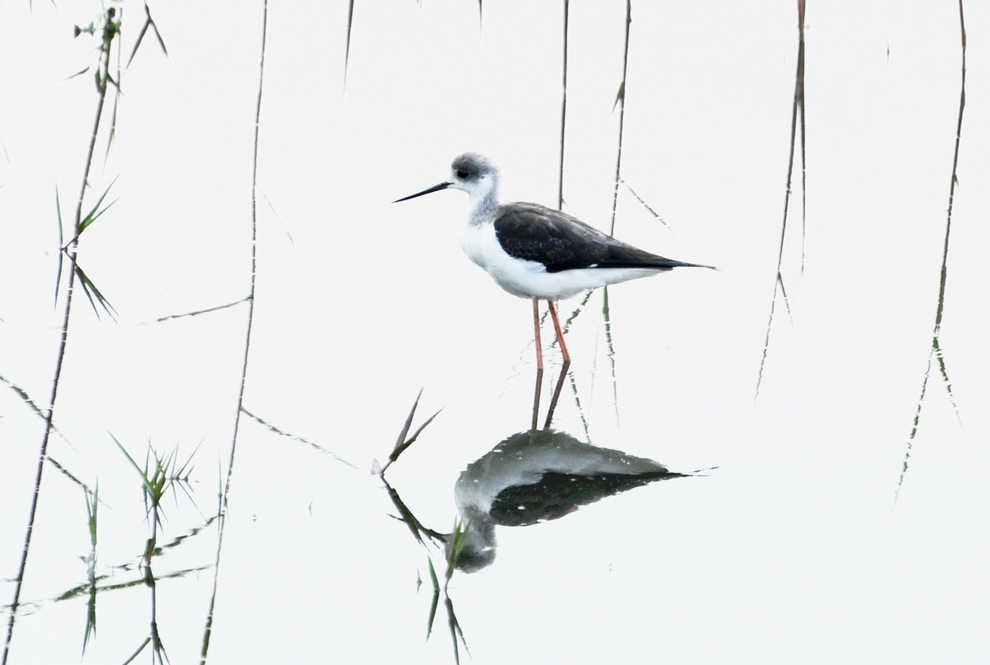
[78,176,119,235]
[426,558,440,639]
[389,406,443,465]
[343,0,354,89]
[73,262,117,320]
[128,3,169,67]
[55,187,65,307]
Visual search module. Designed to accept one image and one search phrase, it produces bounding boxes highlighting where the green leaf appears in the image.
[613,81,625,111]
[78,175,120,235]
[426,558,440,639]
[74,262,117,320]
[55,187,65,307]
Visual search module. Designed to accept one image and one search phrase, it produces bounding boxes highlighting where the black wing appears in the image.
[489,469,687,527]
[493,203,706,273]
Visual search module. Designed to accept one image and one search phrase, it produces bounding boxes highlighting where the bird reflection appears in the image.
[449,429,692,572]
[377,416,705,657]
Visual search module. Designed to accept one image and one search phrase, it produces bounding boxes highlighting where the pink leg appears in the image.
[543,300,571,429]
[531,298,544,434]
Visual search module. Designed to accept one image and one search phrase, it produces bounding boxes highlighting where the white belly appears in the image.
[458,220,660,300]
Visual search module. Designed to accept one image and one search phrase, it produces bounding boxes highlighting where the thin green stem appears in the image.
[1,11,116,664]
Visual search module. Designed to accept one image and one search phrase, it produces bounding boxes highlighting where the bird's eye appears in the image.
[456,169,470,180]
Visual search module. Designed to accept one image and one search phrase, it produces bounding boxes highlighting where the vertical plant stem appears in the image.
[557,0,569,210]
[343,0,355,90]
[897,0,967,497]
[755,0,805,399]
[200,1,267,660]
[1,20,115,665]
[934,0,966,341]
[609,0,631,237]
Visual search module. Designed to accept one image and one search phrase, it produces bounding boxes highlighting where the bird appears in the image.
[394,152,713,429]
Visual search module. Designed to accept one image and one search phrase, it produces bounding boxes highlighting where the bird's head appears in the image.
[394,152,500,210]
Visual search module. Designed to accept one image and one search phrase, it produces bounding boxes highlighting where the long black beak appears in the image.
[393,181,451,203]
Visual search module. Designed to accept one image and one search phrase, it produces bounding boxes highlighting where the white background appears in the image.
[1,1,988,663]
